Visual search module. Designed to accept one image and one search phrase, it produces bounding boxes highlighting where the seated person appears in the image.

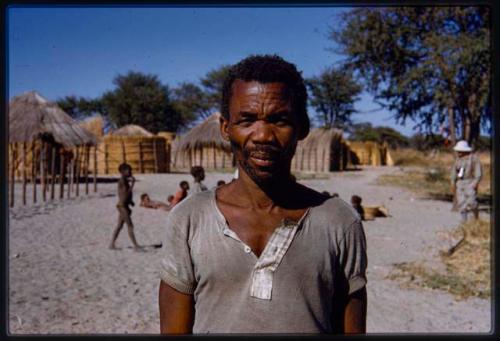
[140,193,170,210]
[350,194,365,220]
[168,181,190,209]
[167,194,174,204]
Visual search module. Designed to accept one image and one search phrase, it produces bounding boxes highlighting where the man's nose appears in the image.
[251,121,275,143]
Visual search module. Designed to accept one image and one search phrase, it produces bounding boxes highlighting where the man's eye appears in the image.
[237,118,254,126]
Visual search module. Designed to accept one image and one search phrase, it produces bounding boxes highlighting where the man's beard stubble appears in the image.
[230,140,297,187]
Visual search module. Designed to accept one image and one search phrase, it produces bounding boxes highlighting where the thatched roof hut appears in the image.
[79,115,104,139]
[292,128,346,172]
[9,91,97,147]
[111,124,154,136]
[173,113,234,170]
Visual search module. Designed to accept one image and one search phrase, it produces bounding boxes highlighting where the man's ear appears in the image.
[220,115,230,141]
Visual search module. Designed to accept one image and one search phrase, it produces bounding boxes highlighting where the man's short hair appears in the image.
[220,54,310,139]
[118,163,131,173]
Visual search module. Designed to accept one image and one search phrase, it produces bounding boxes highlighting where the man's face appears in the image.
[221,80,301,185]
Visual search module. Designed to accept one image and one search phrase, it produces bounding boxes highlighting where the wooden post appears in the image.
[139,142,144,173]
[22,142,27,205]
[75,146,81,197]
[153,139,158,173]
[59,150,65,199]
[121,140,126,164]
[9,144,15,207]
[104,143,109,174]
[93,145,97,192]
[85,145,89,195]
[41,141,46,202]
[50,145,56,200]
[32,141,37,203]
[67,150,73,199]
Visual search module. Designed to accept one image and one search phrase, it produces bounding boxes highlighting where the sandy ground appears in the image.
[8,167,492,334]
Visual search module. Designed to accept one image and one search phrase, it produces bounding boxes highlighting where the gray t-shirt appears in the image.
[160,189,367,334]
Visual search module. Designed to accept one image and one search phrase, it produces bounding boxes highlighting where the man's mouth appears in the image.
[249,152,278,167]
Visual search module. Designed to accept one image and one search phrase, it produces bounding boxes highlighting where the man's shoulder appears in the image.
[308,196,361,230]
[169,189,215,219]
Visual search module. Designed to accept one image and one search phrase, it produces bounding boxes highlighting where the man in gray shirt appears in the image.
[159,54,367,334]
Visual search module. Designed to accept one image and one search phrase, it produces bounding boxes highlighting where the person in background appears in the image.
[109,163,142,251]
[168,181,190,209]
[140,193,170,210]
[350,195,365,221]
[190,166,208,193]
[450,140,482,222]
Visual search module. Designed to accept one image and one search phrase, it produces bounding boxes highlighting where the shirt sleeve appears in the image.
[472,155,482,187]
[338,219,368,295]
[159,212,196,294]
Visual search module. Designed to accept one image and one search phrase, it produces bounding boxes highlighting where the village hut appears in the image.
[173,112,234,171]
[8,91,98,206]
[78,114,105,138]
[291,128,346,172]
[345,140,394,166]
[93,124,169,174]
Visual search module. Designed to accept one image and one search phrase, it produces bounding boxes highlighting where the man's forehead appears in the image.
[231,80,292,98]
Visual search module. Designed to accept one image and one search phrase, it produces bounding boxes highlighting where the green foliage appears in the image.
[348,122,410,148]
[170,82,212,124]
[101,71,183,133]
[200,65,232,114]
[57,96,102,120]
[331,7,491,145]
[306,67,362,129]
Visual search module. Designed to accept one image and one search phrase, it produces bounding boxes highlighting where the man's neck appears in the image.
[231,167,297,210]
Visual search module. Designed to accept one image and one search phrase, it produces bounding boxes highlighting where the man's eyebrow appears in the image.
[237,111,257,117]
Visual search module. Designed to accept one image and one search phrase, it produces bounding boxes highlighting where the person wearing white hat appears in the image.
[450,140,482,222]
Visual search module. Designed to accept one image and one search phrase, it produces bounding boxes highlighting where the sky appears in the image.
[8,6,421,136]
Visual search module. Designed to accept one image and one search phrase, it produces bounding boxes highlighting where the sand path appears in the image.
[8,167,491,334]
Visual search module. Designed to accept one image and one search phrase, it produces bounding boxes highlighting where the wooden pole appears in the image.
[85,145,89,195]
[32,141,37,203]
[153,139,158,173]
[139,142,144,173]
[121,140,126,164]
[41,141,46,202]
[22,142,27,205]
[9,144,15,207]
[50,145,56,200]
[75,146,81,197]
[93,145,97,192]
[67,150,73,199]
[59,150,65,199]
[104,143,109,174]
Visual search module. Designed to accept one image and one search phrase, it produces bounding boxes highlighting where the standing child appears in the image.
[109,163,142,251]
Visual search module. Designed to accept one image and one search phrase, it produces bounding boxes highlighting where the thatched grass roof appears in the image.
[175,112,231,153]
[9,91,97,147]
[111,124,153,136]
[79,114,104,138]
[299,127,344,149]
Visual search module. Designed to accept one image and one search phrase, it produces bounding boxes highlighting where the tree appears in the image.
[306,67,362,129]
[101,71,184,133]
[331,7,491,147]
[57,96,102,120]
[347,122,410,148]
[170,82,212,124]
[200,65,232,114]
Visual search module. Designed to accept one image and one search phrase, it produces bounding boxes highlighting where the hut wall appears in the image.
[10,141,66,180]
[90,135,169,174]
[292,136,345,172]
[172,146,234,171]
[347,141,388,166]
